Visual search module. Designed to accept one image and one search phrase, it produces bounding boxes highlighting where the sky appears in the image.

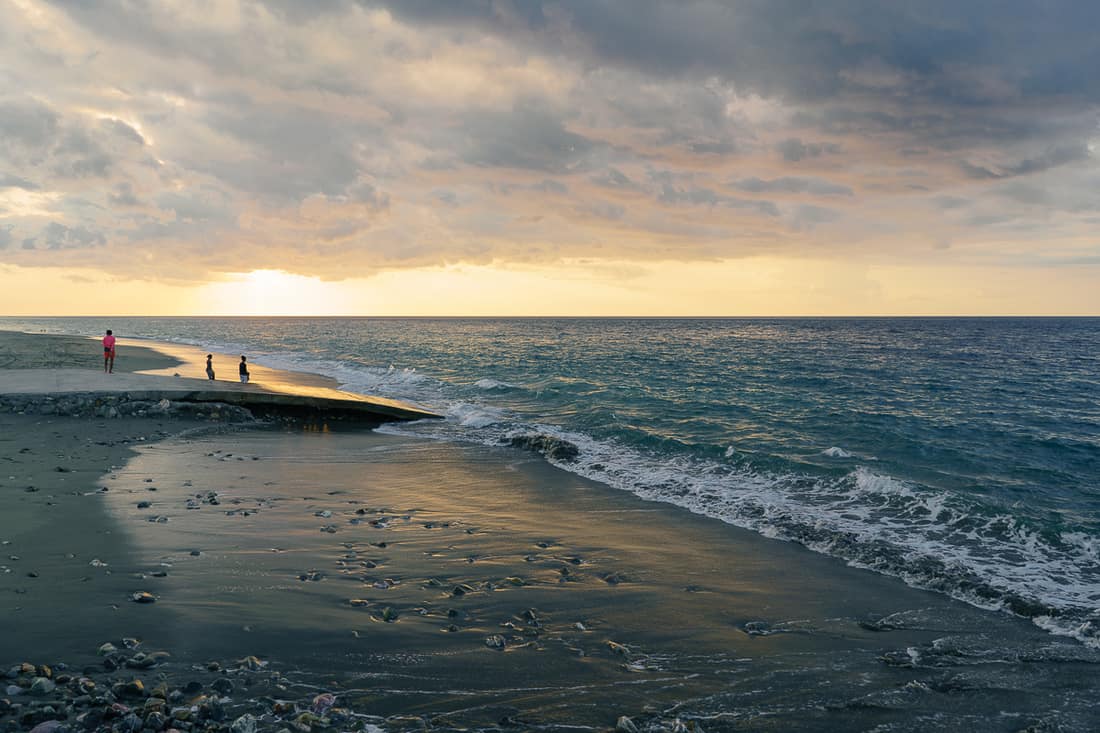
[1,0,1099,316]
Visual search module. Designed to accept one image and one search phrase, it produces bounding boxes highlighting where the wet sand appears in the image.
[3,331,1099,732]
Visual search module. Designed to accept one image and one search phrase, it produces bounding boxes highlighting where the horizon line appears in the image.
[3,314,1100,319]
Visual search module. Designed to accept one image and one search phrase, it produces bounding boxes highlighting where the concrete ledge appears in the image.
[0,369,441,424]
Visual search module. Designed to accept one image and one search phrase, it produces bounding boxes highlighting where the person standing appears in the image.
[239,355,250,384]
[206,354,216,380]
[102,329,116,373]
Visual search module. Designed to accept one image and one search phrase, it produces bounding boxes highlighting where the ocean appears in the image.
[4,316,1098,649]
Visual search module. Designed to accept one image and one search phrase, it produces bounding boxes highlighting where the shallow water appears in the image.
[5,316,1098,648]
[76,426,1100,731]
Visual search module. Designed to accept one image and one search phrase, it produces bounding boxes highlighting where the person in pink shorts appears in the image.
[102,329,116,373]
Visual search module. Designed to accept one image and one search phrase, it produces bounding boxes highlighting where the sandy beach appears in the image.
[3,331,1099,732]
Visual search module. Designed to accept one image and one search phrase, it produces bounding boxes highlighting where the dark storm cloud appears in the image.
[366,0,1100,159]
[51,129,114,178]
[461,103,598,173]
[198,102,366,201]
[366,1,1100,103]
[9,0,1098,280]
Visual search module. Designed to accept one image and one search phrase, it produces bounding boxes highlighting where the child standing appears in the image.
[206,354,216,380]
[239,355,250,384]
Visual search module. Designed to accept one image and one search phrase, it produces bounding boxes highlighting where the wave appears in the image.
[474,378,518,390]
[377,420,1100,649]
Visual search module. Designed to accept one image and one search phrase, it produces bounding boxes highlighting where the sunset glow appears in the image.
[1,1,1098,315]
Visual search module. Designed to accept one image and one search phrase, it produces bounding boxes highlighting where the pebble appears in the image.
[212,678,235,695]
[230,713,257,733]
[29,722,66,733]
[29,677,56,695]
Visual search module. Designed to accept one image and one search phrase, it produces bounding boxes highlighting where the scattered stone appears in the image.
[485,634,506,650]
[236,656,266,671]
[114,679,145,698]
[507,434,581,460]
[229,713,257,733]
[29,722,66,733]
[211,678,234,696]
[28,677,55,695]
[310,693,335,715]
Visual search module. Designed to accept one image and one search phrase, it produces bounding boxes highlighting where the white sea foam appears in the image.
[474,378,516,390]
[448,403,508,428]
[822,446,853,458]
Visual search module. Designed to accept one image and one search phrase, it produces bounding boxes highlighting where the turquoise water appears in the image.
[5,317,1098,645]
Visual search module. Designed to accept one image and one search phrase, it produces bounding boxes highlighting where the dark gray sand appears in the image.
[3,333,1099,732]
[8,426,1099,732]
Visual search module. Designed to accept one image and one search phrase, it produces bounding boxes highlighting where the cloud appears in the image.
[776,138,842,162]
[0,0,1093,284]
[41,221,107,250]
[102,118,146,145]
[731,176,853,196]
[655,181,780,218]
[959,144,1089,180]
[461,102,598,173]
[590,167,642,191]
[0,97,59,152]
[108,182,141,207]
[0,173,39,190]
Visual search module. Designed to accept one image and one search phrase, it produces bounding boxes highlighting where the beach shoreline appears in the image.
[3,331,1099,732]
